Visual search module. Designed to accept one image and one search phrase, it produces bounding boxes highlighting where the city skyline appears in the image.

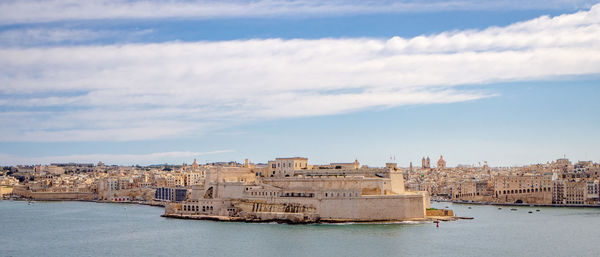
[1,0,600,166]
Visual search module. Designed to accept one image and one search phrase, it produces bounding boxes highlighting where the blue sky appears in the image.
[1,0,600,167]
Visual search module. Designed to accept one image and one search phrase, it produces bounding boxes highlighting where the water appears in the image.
[1,201,599,257]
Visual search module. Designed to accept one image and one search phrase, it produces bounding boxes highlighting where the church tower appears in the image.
[437,155,446,169]
[191,158,199,171]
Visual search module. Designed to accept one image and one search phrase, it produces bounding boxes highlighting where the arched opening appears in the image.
[204,187,214,199]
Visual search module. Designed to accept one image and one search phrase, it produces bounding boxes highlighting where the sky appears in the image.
[1,0,600,167]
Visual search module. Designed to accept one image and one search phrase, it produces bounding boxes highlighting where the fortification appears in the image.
[164,157,431,223]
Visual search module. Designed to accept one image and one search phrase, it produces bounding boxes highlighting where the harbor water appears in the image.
[1,200,599,257]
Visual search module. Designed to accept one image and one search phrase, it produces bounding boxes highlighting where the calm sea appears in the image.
[1,200,599,257]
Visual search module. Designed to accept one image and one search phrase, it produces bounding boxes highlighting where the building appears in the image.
[421,156,431,169]
[437,156,446,169]
[563,180,586,205]
[493,174,552,204]
[267,157,308,177]
[191,158,199,171]
[552,180,564,204]
[586,180,599,204]
[184,172,204,186]
[155,187,188,202]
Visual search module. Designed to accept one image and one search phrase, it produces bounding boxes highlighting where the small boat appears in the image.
[510,208,517,211]
[528,211,533,213]
[468,207,472,209]
[498,207,502,210]
[536,210,540,212]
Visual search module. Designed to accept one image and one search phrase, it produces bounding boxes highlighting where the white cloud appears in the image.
[1,5,600,142]
[0,28,153,46]
[0,0,597,25]
[0,150,234,166]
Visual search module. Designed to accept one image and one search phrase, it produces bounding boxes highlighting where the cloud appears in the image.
[0,28,154,46]
[0,0,597,25]
[0,150,234,166]
[1,5,600,142]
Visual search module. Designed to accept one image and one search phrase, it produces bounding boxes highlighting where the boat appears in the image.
[497,207,502,210]
[510,208,517,211]
[528,211,533,213]
[536,210,540,212]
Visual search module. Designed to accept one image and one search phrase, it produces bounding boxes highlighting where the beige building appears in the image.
[184,172,205,186]
[267,157,308,177]
[493,174,552,204]
[563,180,587,205]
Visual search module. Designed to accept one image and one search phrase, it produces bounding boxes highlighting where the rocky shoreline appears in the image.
[161,212,463,224]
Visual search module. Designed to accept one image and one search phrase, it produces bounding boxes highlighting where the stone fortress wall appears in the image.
[169,157,431,223]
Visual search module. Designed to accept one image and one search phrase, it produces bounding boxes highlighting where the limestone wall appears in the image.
[239,194,428,221]
[497,191,552,204]
[30,192,94,200]
[318,195,426,220]
[0,186,13,196]
[262,177,389,194]
[234,200,317,214]
[426,209,454,216]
